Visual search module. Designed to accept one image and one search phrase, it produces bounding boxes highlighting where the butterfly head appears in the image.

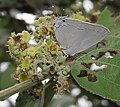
[54,16,68,28]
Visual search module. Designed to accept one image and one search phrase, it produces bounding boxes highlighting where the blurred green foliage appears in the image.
[0,0,120,107]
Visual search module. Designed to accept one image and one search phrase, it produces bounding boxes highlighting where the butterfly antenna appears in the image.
[51,5,59,17]
[60,8,65,16]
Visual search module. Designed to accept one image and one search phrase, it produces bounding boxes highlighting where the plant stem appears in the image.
[0,79,38,101]
[0,59,76,101]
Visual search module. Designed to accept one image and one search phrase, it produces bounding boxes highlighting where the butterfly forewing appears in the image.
[55,27,67,49]
[55,17,109,56]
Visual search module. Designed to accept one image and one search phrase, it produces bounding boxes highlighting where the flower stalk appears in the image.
[0,79,38,101]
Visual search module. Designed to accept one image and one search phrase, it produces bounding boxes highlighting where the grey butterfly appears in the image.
[54,16,109,56]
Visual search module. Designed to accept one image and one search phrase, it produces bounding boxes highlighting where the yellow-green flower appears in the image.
[19,73,28,82]
[10,32,22,42]
[22,59,31,69]
[7,35,16,57]
[34,20,39,27]
[40,26,49,36]
[62,65,71,75]
[38,16,55,24]
[26,47,37,57]
[47,40,60,55]
[38,16,47,24]
[8,37,15,46]
[56,51,66,62]
[70,12,86,21]
[56,75,69,92]
[39,25,53,37]
[20,42,28,51]
[88,10,100,23]
[21,31,31,42]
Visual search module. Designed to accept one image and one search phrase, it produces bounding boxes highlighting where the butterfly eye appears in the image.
[62,20,65,22]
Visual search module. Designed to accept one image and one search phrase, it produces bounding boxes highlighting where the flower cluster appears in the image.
[70,12,87,21]
[7,15,70,96]
[70,11,100,23]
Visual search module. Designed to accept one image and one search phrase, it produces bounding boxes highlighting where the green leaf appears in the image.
[0,63,16,90]
[48,95,75,107]
[71,49,120,100]
[98,7,120,31]
[0,28,10,44]
[71,8,120,100]
[16,92,39,107]
[0,0,17,6]
[98,7,114,29]
[98,8,120,50]
[16,79,56,107]
[43,79,56,107]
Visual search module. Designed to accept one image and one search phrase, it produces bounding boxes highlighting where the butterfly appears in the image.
[54,16,109,56]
